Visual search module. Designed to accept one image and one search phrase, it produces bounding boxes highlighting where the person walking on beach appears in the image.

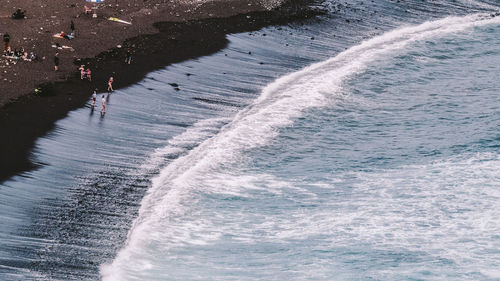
[54,53,59,71]
[79,65,85,79]
[70,20,76,38]
[86,68,92,81]
[107,77,114,92]
[125,49,132,64]
[3,33,10,52]
[101,95,106,113]
[91,89,97,107]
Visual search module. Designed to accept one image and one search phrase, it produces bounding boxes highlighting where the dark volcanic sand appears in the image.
[0,0,277,106]
[0,0,322,183]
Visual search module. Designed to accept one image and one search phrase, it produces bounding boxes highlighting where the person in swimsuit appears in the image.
[86,68,92,81]
[79,65,85,79]
[91,90,97,107]
[101,95,106,113]
[107,76,114,92]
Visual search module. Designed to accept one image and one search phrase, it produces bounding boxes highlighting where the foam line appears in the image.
[100,13,500,280]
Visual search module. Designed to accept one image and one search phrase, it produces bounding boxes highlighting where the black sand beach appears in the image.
[0,0,322,183]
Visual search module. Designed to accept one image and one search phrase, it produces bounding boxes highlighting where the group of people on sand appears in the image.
[90,89,107,114]
[2,32,37,62]
[2,10,38,63]
[52,20,77,72]
[79,65,92,81]
[3,47,37,61]
[3,6,128,118]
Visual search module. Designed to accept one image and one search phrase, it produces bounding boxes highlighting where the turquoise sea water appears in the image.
[1,0,499,280]
[102,15,500,281]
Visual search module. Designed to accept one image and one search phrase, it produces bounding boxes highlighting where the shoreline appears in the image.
[0,0,323,183]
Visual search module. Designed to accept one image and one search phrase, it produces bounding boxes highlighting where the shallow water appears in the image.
[1,0,499,280]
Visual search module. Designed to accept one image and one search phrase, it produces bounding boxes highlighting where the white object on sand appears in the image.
[108,17,132,25]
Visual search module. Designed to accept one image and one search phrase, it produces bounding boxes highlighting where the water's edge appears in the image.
[0,0,322,184]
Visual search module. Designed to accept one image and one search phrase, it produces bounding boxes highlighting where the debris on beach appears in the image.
[108,17,132,25]
[51,44,75,51]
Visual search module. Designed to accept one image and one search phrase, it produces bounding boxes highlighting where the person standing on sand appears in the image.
[79,65,85,79]
[125,49,132,64]
[91,89,97,107]
[70,20,76,38]
[3,33,10,52]
[107,77,114,92]
[101,95,106,113]
[86,68,92,81]
[54,53,59,71]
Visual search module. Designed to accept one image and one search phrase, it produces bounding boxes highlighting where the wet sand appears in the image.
[0,0,321,182]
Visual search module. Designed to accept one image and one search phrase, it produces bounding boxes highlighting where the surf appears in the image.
[100,12,500,280]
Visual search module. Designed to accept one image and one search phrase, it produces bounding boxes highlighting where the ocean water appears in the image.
[1,0,499,280]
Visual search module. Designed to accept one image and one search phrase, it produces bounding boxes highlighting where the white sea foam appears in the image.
[258,153,500,279]
[138,117,231,172]
[101,13,500,280]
